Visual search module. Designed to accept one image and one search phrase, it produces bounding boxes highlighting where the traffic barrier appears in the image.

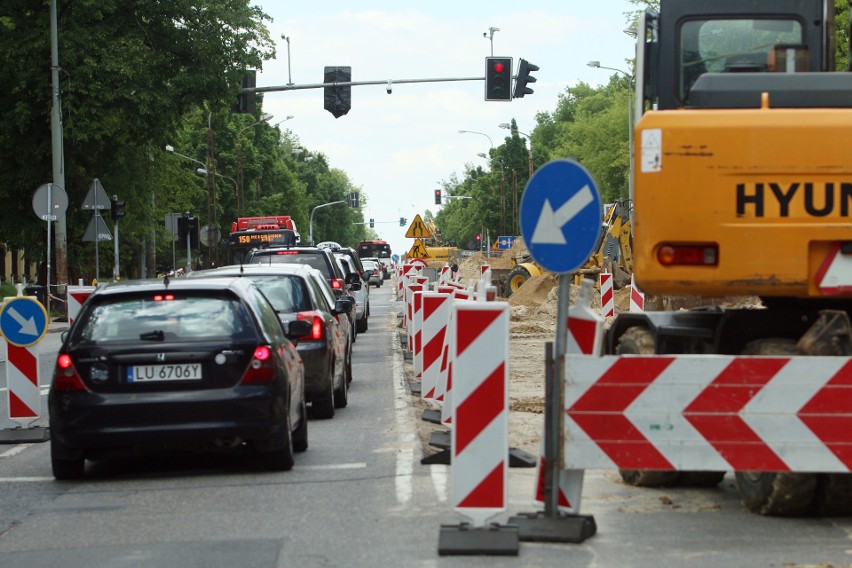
[450,300,510,528]
[412,289,424,380]
[67,285,96,325]
[630,274,645,312]
[421,292,452,401]
[6,343,40,425]
[439,265,452,285]
[563,354,852,473]
[599,272,614,317]
[405,283,425,355]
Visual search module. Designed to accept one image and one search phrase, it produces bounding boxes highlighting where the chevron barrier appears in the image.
[563,354,852,473]
[599,273,614,318]
[67,285,96,325]
[421,292,452,401]
[6,343,41,425]
[451,301,510,528]
[630,274,645,312]
[413,289,424,380]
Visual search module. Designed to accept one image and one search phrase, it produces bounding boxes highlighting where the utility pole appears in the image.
[50,0,68,295]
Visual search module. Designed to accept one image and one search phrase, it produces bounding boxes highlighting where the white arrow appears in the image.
[8,307,38,336]
[530,184,594,245]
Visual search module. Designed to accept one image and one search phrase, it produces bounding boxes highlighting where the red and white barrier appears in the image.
[412,289,424,380]
[451,301,510,528]
[421,292,451,401]
[564,354,852,473]
[405,283,425,354]
[67,285,96,325]
[599,272,614,318]
[6,343,40,425]
[630,274,645,312]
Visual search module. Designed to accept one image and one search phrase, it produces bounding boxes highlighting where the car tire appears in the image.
[50,438,85,480]
[357,312,368,333]
[312,372,336,419]
[262,410,295,471]
[334,371,349,408]
[346,343,353,384]
[293,400,309,452]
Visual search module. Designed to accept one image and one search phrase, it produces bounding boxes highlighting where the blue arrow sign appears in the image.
[519,159,603,274]
[0,297,49,347]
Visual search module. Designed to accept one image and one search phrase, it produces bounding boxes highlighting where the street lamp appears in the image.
[498,123,534,177]
[458,129,494,149]
[587,60,634,204]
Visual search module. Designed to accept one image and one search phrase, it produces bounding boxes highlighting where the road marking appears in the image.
[0,443,32,458]
[299,463,367,471]
[0,476,54,482]
[392,324,415,504]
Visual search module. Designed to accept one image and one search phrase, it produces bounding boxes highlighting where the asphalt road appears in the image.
[0,284,850,567]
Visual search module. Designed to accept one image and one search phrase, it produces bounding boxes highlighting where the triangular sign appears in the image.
[82,178,111,210]
[406,238,430,259]
[405,214,432,239]
[82,211,113,242]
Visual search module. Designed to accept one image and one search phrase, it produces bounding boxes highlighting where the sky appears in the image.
[253,1,638,258]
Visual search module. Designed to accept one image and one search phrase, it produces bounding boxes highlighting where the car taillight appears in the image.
[297,311,325,341]
[53,353,87,391]
[240,345,276,384]
[331,278,344,290]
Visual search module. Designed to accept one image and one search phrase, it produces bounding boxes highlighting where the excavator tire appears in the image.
[506,266,531,297]
[736,472,817,515]
[615,326,680,487]
[615,327,726,488]
[814,474,852,516]
[735,338,818,515]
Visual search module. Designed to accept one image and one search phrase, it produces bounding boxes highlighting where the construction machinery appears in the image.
[605,0,852,515]
[503,200,633,296]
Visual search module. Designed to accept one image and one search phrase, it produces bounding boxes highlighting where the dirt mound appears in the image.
[508,274,557,307]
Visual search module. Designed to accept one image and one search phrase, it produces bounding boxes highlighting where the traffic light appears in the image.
[347,191,360,208]
[369,218,374,229]
[324,66,352,118]
[434,189,442,205]
[513,59,540,99]
[399,217,406,227]
[232,71,257,114]
[485,56,512,101]
[110,195,125,221]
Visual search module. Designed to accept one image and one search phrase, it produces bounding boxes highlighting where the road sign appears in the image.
[0,297,49,347]
[82,178,111,210]
[200,225,221,248]
[519,159,602,274]
[496,236,516,250]
[407,238,430,259]
[405,214,432,239]
[32,183,68,222]
[82,211,113,242]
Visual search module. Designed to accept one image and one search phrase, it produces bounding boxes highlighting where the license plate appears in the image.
[128,363,202,382]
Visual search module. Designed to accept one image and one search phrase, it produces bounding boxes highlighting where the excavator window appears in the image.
[678,17,804,103]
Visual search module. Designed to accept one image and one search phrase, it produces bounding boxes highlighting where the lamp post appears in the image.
[587,60,634,204]
[166,144,218,263]
[458,129,493,149]
[498,123,534,178]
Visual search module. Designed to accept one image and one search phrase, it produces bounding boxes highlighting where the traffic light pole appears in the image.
[113,218,120,281]
[249,76,484,95]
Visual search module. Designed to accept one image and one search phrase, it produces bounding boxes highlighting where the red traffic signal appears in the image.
[485,56,512,101]
[434,189,442,205]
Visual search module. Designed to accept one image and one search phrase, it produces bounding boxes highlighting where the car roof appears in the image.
[189,264,319,278]
[87,277,255,298]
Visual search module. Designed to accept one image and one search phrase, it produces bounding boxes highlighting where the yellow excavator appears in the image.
[503,200,633,296]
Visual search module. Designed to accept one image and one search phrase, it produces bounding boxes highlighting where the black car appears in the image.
[189,264,353,418]
[48,277,311,479]
[245,246,361,339]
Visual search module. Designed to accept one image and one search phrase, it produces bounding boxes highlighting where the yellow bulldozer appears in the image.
[502,200,634,296]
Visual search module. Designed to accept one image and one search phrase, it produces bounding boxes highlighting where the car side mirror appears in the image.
[344,272,360,285]
[334,298,353,314]
[362,270,371,281]
[282,319,313,343]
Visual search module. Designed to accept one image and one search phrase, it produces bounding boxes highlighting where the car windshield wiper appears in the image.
[139,330,165,341]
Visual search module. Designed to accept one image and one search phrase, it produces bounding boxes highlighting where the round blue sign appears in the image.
[519,159,603,274]
[0,296,49,347]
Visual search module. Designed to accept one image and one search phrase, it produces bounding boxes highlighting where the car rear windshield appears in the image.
[251,251,331,278]
[74,292,257,343]
[250,275,312,313]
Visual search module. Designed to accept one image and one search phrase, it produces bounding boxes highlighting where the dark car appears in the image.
[245,245,361,340]
[189,264,352,418]
[48,277,310,479]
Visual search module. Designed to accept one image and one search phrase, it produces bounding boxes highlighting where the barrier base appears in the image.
[438,523,519,556]
[423,432,537,468]
[508,447,537,468]
[408,380,422,396]
[421,448,450,465]
[507,511,597,543]
[429,430,450,449]
[0,426,50,444]
[403,351,413,361]
[422,408,442,424]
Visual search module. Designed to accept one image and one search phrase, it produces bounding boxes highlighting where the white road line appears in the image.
[0,443,32,458]
[391,323,415,505]
[299,463,367,471]
[0,477,54,483]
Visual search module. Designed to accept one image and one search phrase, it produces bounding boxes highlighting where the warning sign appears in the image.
[406,238,430,259]
[405,214,432,239]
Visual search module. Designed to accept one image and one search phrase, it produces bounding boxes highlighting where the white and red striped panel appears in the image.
[630,274,645,312]
[451,301,509,528]
[599,273,614,317]
[564,354,852,473]
[421,292,451,401]
[67,285,96,325]
[6,343,40,424]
